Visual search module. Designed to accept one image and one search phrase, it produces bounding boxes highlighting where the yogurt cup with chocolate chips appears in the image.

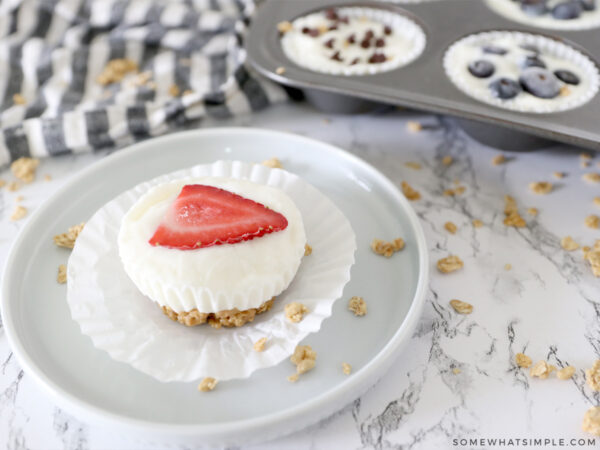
[486,0,600,30]
[444,31,600,113]
[279,6,426,76]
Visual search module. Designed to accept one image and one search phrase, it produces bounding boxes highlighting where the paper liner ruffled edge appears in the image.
[443,30,600,114]
[66,160,356,382]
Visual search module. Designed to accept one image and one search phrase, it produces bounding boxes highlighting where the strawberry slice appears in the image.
[149,184,288,250]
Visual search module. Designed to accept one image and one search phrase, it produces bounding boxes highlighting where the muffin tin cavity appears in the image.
[486,0,600,30]
[279,6,426,76]
[444,31,600,113]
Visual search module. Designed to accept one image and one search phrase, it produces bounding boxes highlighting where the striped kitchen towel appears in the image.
[0,0,286,165]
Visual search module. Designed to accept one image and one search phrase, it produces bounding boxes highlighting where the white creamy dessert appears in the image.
[279,6,426,76]
[486,0,600,30]
[118,176,307,316]
[444,31,599,113]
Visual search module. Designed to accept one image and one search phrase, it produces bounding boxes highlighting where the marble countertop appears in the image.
[1,102,599,450]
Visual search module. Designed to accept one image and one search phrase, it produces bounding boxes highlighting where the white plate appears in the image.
[0,128,428,446]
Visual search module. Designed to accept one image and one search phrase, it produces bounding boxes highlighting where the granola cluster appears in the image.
[437,255,464,273]
[371,237,404,258]
[528,181,553,195]
[348,296,367,316]
[288,345,317,382]
[261,157,283,169]
[586,360,600,391]
[97,59,138,85]
[162,298,274,328]
[57,264,67,284]
[583,407,600,436]
[285,302,308,323]
[401,181,421,201]
[11,157,39,183]
[503,195,526,228]
[449,299,473,314]
[198,377,218,392]
[53,223,86,249]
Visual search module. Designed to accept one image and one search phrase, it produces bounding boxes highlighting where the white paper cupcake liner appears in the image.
[66,160,356,382]
[444,30,600,114]
[280,6,426,76]
[486,0,600,31]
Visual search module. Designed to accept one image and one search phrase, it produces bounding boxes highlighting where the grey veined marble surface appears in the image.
[1,102,599,450]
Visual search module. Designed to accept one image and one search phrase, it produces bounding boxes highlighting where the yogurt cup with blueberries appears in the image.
[444,31,600,113]
[487,0,600,30]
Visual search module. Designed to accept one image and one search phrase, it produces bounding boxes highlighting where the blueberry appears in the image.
[519,67,561,98]
[483,45,508,55]
[468,60,495,78]
[554,69,580,85]
[489,78,522,100]
[552,0,583,19]
[579,0,596,11]
[522,55,547,69]
[520,0,548,16]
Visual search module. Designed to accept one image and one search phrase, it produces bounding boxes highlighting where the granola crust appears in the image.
[161,298,275,328]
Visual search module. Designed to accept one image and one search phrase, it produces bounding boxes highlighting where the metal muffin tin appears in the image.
[246,0,600,151]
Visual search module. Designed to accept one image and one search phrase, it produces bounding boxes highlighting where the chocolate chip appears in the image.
[328,25,338,31]
[331,51,343,62]
[308,28,320,37]
[375,38,385,48]
[383,25,392,36]
[347,34,356,44]
[338,16,349,24]
[324,38,335,49]
[365,30,374,40]
[360,39,371,49]
[302,27,310,34]
[350,58,360,65]
[368,53,386,63]
[325,8,338,21]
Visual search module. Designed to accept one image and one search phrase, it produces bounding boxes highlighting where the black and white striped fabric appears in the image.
[0,0,286,164]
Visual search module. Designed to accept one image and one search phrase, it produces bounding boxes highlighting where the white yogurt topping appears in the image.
[280,7,425,76]
[118,177,306,313]
[444,32,599,113]
[486,0,600,30]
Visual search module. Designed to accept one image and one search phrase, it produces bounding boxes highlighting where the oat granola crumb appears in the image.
[504,263,512,271]
[287,373,299,383]
[586,250,600,277]
[503,195,526,228]
[560,85,571,97]
[553,171,565,179]
[492,154,506,166]
[371,238,404,258]
[162,299,273,327]
[16,195,23,202]
[261,157,282,169]
[404,161,422,170]
[529,181,553,195]
[437,255,464,273]
[275,66,286,75]
[11,157,39,183]
[406,121,422,133]
[198,377,218,392]
[530,360,553,379]
[472,219,483,228]
[583,407,600,436]
[97,58,138,85]
[452,368,461,374]
[290,345,316,376]
[449,299,473,314]
[253,337,267,352]
[10,205,27,221]
[348,296,367,316]
[182,89,194,96]
[527,208,538,216]
[13,93,26,105]
[401,181,421,201]
[444,186,466,196]
[561,236,580,251]
[277,21,293,33]
[581,153,593,161]
[557,366,576,380]
[57,264,67,284]
[582,160,591,168]
[444,221,457,234]
[594,197,600,207]
[53,222,85,249]
[515,353,532,368]
[586,360,600,391]
[285,302,308,323]
[585,215,600,229]
[168,84,180,97]
[6,181,19,192]
[442,155,453,166]
[304,244,312,256]
[342,362,352,375]
[583,173,600,184]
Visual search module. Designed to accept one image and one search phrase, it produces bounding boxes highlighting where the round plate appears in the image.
[0,128,428,445]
